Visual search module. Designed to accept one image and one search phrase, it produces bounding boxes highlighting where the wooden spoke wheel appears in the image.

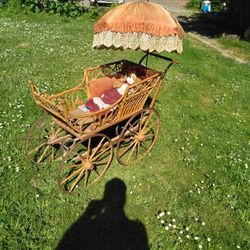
[57,133,113,194]
[116,108,160,166]
[25,114,66,164]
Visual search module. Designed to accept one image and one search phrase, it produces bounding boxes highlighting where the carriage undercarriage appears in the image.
[26,54,176,194]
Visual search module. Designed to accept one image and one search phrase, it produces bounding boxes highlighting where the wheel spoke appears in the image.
[52,146,55,161]
[37,145,50,163]
[139,112,144,131]
[86,137,92,160]
[92,160,108,166]
[119,139,137,158]
[127,126,138,136]
[63,163,82,170]
[91,145,111,162]
[89,137,106,160]
[61,167,83,185]
[28,141,47,155]
[69,168,85,192]
[125,141,138,165]
[136,141,141,159]
[84,170,89,187]
[142,119,159,134]
[142,112,153,131]
[94,168,101,177]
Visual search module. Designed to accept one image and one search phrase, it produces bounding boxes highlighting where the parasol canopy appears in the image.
[92,1,185,53]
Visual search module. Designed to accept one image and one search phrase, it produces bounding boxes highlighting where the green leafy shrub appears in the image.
[187,0,201,9]
[1,0,23,8]
[0,0,8,7]
[23,0,87,17]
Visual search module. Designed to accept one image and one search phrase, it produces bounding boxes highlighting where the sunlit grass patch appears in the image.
[0,9,250,250]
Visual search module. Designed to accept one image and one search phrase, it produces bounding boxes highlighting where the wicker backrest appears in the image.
[117,73,161,118]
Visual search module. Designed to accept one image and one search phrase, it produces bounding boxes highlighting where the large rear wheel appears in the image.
[116,108,160,166]
[25,114,67,164]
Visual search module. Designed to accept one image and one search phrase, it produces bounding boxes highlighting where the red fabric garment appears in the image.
[84,87,122,112]
[101,87,122,104]
[85,99,100,112]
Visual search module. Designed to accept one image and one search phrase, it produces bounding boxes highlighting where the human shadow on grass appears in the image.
[56,178,149,250]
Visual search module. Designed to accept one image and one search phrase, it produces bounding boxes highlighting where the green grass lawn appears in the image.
[216,36,250,62]
[0,9,250,250]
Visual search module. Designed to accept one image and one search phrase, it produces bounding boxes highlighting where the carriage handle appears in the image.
[138,52,180,78]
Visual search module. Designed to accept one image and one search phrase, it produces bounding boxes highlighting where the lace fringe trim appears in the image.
[93,31,183,53]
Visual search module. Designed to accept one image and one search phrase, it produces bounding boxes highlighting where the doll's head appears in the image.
[126,73,139,85]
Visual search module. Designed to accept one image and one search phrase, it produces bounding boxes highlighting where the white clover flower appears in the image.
[173,225,176,229]
[207,237,211,242]
[164,226,169,231]
[172,219,176,222]
[157,215,160,219]
[168,223,172,227]
[36,194,39,198]
[202,222,206,226]
[167,211,171,215]
[186,227,189,231]
[16,166,19,173]
[159,212,164,217]
[236,245,240,249]
[198,244,202,249]
[160,220,165,224]
[194,236,199,240]
[186,235,190,239]
[179,231,183,234]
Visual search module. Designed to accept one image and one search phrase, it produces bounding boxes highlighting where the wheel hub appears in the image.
[135,133,145,142]
[48,132,57,144]
[84,160,94,170]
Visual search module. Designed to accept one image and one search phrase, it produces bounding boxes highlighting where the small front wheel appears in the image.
[116,108,160,166]
[57,133,113,194]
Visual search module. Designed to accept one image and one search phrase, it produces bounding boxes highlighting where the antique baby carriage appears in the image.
[25,2,184,194]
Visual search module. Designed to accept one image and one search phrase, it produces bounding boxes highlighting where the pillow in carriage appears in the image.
[87,76,117,99]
